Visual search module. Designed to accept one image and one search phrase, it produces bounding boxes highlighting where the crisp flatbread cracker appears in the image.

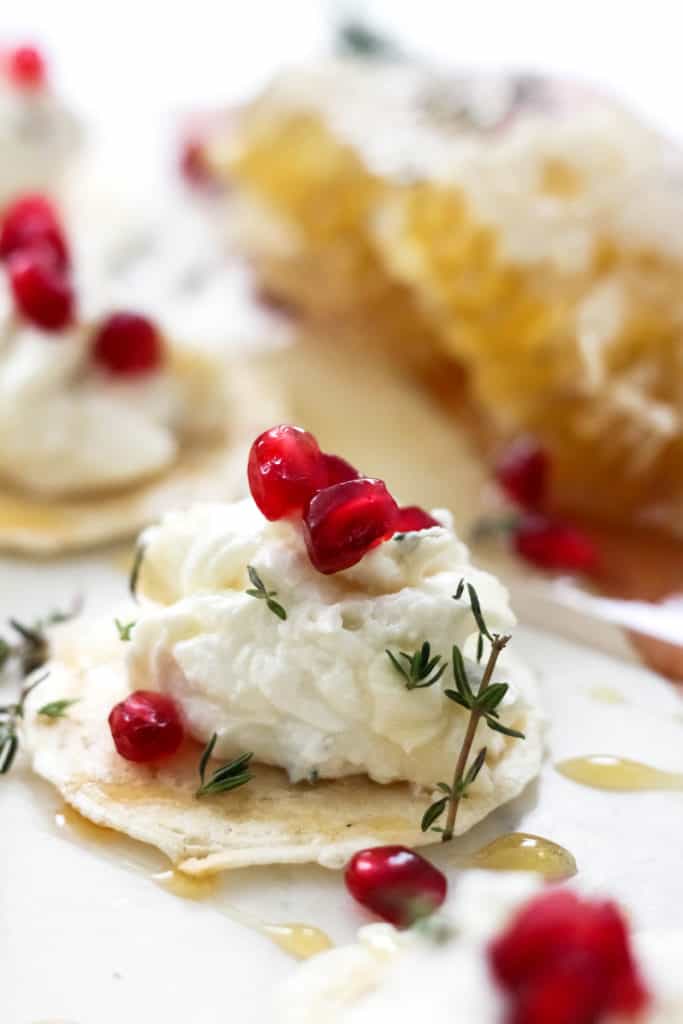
[0,361,283,556]
[23,622,544,874]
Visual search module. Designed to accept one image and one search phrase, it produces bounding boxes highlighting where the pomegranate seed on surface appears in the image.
[8,248,74,330]
[303,477,399,574]
[395,505,440,533]
[322,452,359,486]
[108,690,184,763]
[248,425,326,521]
[489,890,650,1022]
[179,137,213,188]
[6,45,47,89]
[0,194,69,269]
[495,438,549,510]
[92,312,164,376]
[513,515,598,574]
[345,845,447,927]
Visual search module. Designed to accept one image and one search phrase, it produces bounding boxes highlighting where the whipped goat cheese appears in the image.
[128,498,538,786]
[0,276,229,497]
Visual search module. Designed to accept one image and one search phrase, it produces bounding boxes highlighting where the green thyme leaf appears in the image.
[0,637,11,667]
[444,689,471,710]
[115,619,136,642]
[246,565,287,621]
[484,716,526,739]
[453,579,465,600]
[0,732,18,774]
[476,632,484,663]
[466,583,492,641]
[386,642,446,690]
[476,682,509,712]
[451,645,474,703]
[129,545,146,602]
[421,797,448,832]
[464,746,487,788]
[38,698,79,720]
[436,782,452,795]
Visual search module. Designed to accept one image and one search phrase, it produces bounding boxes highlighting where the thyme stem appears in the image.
[441,633,510,842]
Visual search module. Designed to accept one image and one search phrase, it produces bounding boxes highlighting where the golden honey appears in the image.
[556,755,683,791]
[466,832,577,880]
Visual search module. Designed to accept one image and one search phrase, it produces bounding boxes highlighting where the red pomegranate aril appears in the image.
[248,425,327,521]
[322,452,360,486]
[6,45,47,90]
[92,312,164,376]
[489,890,650,1022]
[8,248,74,331]
[495,438,549,510]
[395,506,440,533]
[345,846,447,927]
[303,477,399,574]
[108,690,184,763]
[513,516,598,574]
[0,194,69,269]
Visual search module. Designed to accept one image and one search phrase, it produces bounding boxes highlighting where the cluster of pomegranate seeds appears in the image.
[345,845,447,927]
[92,312,164,376]
[248,426,438,574]
[492,438,599,575]
[489,889,650,1024]
[304,478,399,574]
[108,690,184,763]
[4,44,47,90]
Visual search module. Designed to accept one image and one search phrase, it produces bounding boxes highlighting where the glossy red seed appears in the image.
[345,846,447,927]
[8,248,74,330]
[6,45,47,89]
[92,312,164,376]
[303,477,399,574]
[0,194,69,269]
[108,690,184,763]
[248,425,326,521]
[495,438,549,510]
[513,516,598,574]
[322,452,360,486]
[395,506,440,533]
[489,890,650,1021]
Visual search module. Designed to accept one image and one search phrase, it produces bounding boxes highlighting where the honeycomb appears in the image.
[216,63,683,529]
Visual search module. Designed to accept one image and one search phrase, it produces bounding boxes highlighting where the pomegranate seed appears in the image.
[345,846,447,927]
[8,248,74,330]
[303,477,399,574]
[322,452,359,486]
[180,137,213,187]
[108,690,184,763]
[0,194,69,269]
[489,890,649,1021]
[495,438,549,510]
[513,516,598,574]
[92,312,164,376]
[395,506,440,533]
[248,425,326,521]
[6,45,47,90]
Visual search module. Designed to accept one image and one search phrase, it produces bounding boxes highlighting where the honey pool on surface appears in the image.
[261,923,333,960]
[556,755,683,791]
[465,832,577,880]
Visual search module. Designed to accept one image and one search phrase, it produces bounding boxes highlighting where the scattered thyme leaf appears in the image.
[421,797,448,833]
[466,583,492,642]
[245,565,287,620]
[0,671,49,776]
[195,732,254,798]
[38,698,79,720]
[115,619,136,642]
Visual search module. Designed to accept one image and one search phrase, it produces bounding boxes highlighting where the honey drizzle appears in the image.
[556,755,683,791]
[465,832,577,880]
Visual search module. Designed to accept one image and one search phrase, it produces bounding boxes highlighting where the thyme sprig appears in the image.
[0,672,48,774]
[386,642,447,690]
[195,733,254,798]
[419,579,525,842]
[246,566,287,620]
[0,599,81,775]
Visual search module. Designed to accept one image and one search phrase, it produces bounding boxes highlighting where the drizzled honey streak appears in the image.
[217,62,683,529]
